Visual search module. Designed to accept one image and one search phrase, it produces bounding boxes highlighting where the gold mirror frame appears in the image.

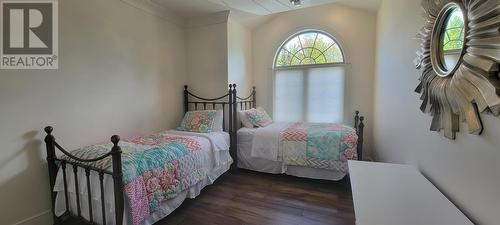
[415,0,500,139]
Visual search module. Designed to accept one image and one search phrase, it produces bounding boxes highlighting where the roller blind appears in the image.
[274,66,345,123]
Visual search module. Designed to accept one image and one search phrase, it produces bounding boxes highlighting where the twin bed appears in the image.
[44,84,365,225]
[238,123,356,181]
[234,87,364,181]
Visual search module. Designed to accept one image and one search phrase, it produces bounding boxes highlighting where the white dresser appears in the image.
[348,161,474,225]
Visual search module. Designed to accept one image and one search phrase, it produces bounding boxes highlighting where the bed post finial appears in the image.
[357,116,365,161]
[45,126,53,135]
[110,135,124,225]
[44,126,55,159]
[111,135,120,146]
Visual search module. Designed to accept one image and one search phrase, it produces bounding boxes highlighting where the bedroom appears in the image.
[0,0,498,225]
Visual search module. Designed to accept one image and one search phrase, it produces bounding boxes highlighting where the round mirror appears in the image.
[416,0,500,139]
[431,3,466,77]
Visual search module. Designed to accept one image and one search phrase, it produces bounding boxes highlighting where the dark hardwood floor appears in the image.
[156,170,355,225]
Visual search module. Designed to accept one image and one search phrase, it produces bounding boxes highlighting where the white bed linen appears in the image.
[238,127,345,181]
[250,122,290,161]
[165,130,229,167]
[53,131,231,225]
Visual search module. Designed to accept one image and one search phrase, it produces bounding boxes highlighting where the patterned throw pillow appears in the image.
[177,110,217,133]
[238,109,256,128]
[245,107,273,127]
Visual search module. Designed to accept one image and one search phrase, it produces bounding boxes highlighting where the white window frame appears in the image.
[272,30,350,123]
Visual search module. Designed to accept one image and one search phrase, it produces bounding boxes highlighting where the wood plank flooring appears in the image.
[156,170,355,225]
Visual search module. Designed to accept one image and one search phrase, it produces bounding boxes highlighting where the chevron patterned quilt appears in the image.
[64,131,206,225]
[280,122,358,171]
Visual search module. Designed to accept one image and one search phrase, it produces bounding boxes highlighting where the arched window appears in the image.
[275,31,344,67]
[273,31,346,123]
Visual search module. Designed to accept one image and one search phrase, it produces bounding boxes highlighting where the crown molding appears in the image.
[185,10,230,28]
[121,0,185,26]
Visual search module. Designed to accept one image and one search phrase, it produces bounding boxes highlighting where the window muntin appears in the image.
[275,31,344,67]
[273,30,346,123]
[442,9,465,51]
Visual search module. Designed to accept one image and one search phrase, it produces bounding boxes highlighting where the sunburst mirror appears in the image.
[415,0,500,139]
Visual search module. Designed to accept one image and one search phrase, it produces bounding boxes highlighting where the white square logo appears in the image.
[1,0,58,69]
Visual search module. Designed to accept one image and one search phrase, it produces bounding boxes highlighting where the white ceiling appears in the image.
[151,0,381,18]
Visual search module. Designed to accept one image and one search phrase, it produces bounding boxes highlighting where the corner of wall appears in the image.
[227,15,254,95]
[372,0,386,161]
[184,11,230,97]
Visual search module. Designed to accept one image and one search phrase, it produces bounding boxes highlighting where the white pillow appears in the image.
[245,107,273,127]
[238,109,255,128]
[213,109,224,132]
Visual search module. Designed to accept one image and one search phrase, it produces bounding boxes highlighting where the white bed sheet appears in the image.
[238,127,345,181]
[53,131,232,225]
[250,122,290,161]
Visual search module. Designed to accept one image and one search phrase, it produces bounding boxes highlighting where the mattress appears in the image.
[237,127,346,181]
[53,131,232,225]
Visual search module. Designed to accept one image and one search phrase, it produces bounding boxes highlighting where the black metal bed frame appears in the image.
[183,84,238,168]
[44,85,237,225]
[44,84,365,225]
[45,127,123,225]
[234,86,365,161]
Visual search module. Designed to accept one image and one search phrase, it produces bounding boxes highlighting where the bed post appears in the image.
[354,111,359,131]
[228,84,234,140]
[231,84,238,170]
[357,117,365,161]
[252,86,256,108]
[184,85,189,113]
[44,126,59,223]
[111,135,124,225]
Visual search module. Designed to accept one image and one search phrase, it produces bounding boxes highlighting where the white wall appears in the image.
[0,0,186,224]
[228,17,254,96]
[185,12,229,97]
[185,11,254,99]
[374,0,500,224]
[252,4,377,158]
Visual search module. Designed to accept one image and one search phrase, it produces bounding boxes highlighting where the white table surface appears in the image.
[348,160,473,225]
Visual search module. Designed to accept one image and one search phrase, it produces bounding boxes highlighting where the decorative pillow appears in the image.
[245,107,273,127]
[213,109,224,132]
[177,110,217,133]
[239,109,256,128]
